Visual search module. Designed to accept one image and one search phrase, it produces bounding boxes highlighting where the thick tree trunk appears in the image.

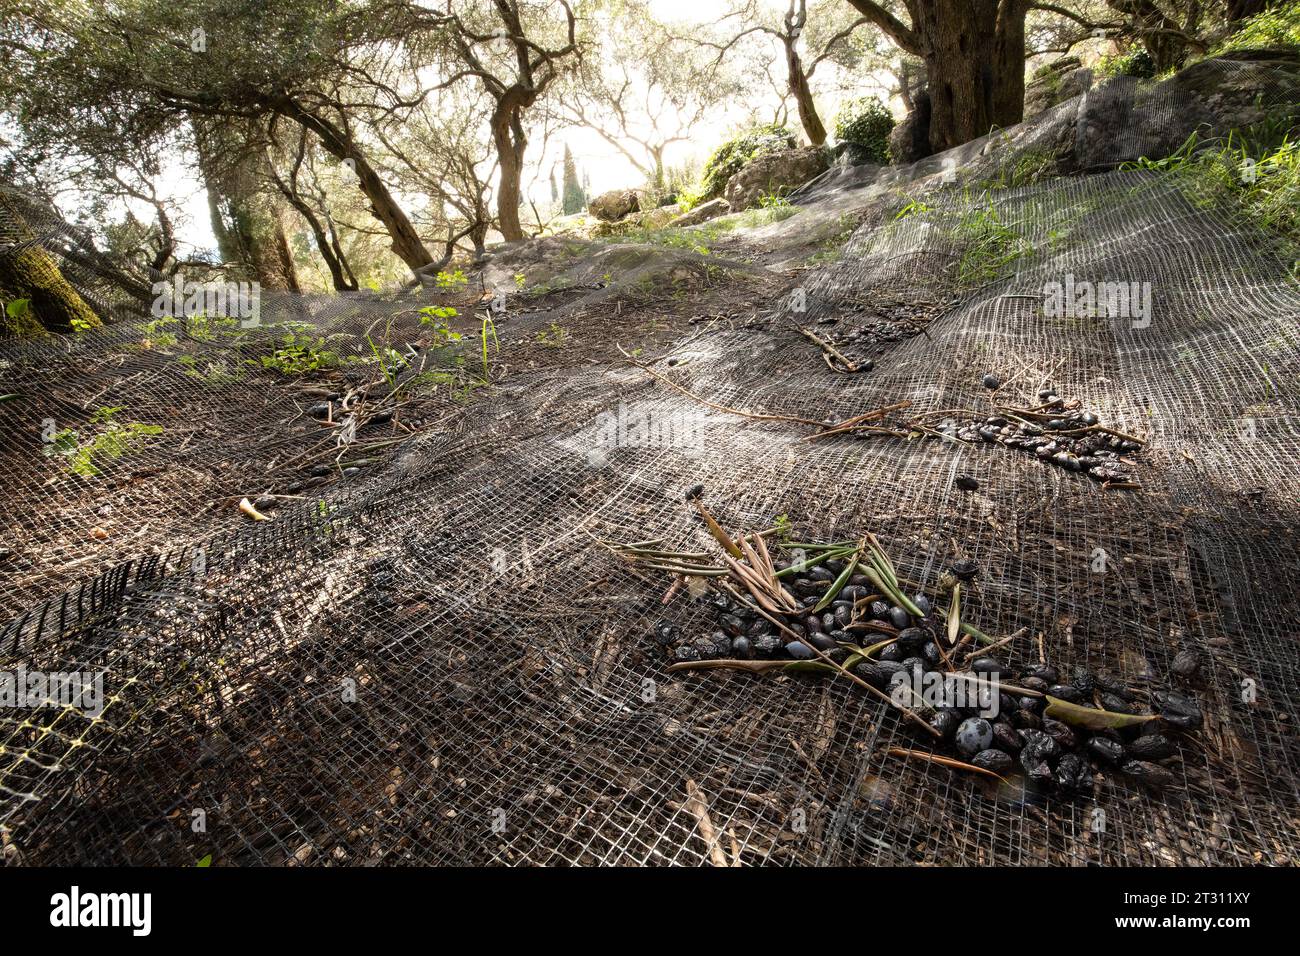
[848,0,1027,157]
[914,0,1026,154]
[786,40,827,145]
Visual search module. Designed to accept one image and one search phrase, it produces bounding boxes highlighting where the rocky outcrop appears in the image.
[668,197,730,227]
[1025,58,1093,118]
[723,146,829,210]
[589,189,640,222]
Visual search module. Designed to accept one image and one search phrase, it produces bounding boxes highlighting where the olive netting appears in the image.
[2,59,1298,866]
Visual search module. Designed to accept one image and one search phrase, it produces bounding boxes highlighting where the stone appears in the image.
[668,197,730,227]
[588,188,640,222]
[722,146,828,210]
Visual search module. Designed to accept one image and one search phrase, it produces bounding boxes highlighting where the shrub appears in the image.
[833,97,895,163]
[1096,46,1156,80]
[1216,4,1300,54]
[697,124,796,201]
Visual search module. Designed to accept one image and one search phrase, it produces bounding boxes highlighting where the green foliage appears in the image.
[952,196,1031,287]
[1216,5,1300,54]
[43,406,162,478]
[141,315,180,347]
[983,146,1061,189]
[253,324,352,375]
[418,304,459,325]
[1096,46,1156,80]
[433,270,468,291]
[1127,121,1300,248]
[757,189,792,209]
[833,97,895,163]
[697,124,796,201]
[534,322,567,347]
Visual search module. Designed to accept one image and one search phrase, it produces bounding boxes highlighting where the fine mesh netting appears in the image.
[2,58,1299,866]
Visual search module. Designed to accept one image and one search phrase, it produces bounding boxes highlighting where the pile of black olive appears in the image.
[654,552,1203,795]
[820,316,923,369]
[909,660,1203,793]
[654,553,902,663]
[948,385,1140,484]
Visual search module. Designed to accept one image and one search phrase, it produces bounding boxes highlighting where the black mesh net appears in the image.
[2,57,1298,866]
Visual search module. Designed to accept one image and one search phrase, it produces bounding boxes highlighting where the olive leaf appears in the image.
[946,584,961,647]
[1044,695,1159,730]
[812,548,860,612]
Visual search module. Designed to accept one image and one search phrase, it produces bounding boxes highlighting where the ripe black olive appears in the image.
[786,641,815,660]
[876,660,907,683]
[992,722,1024,753]
[731,636,752,657]
[956,475,980,492]
[1071,667,1096,695]
[878,642,906,662]
[1055,753,1092,791]
[808,631,838,652]
[1154,691,1203,729]
[1122,760,1175,790]
[1019,730,1058,782]
[972,749,1013,774]
[956,718,994,756]
[982,373,1001,389]
[930,708,960,739]
[653,620,680,646]
[1086,735,1126,764]
[719,613,746,636]
[1098,692,1135,714]
[1171,649,1201,677]
[1047,684,1086,704]
[1127,734,1176,760]
[970,656,1003,675]
[951,558,978,580]
[1042,718,1078,751]
[888,606,911,629]
[895,627,928,651]
[1011,708,1042,730]
[1022,663,1058,683]
[854,661,887,688]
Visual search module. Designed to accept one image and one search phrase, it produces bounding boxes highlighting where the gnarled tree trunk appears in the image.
[913,0,1026,153]
[847,0,1029,157]
[786,37,828,145]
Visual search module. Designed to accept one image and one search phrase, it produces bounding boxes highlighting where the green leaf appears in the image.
[946,584,961,647]
[5,298,30,320]
[812,549,860,612]
[196,853,212,867]
[1044,696,1160,731]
